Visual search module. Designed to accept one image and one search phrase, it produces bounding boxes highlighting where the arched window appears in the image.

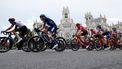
[86,18,88,20]
[89,17,91,20]
[65,13,68,18]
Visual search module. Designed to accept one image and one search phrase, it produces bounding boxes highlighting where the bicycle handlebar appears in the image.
[1,31,12,35]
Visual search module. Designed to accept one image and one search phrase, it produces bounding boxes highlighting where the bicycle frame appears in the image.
[73,35,89,48]
[0,32,14,49]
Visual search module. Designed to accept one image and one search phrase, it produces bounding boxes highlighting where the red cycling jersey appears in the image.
[112,31,118,38]
[91,30,97,35]
[78,26,87,32]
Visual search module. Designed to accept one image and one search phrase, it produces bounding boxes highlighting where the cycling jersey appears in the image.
[43,18,56,27]
[43,17,57,33]
[13,21,24,28]
[12,21,28,37]
[76,26,88,36]
[96,28,104,35]
[91,30,97,35]
[94,28,103,38]
[112,31,118,38]
[104,31,110,39]
[78,26,87,32]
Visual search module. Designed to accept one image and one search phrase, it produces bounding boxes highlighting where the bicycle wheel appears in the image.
[119,44,122,50]
[54,38,66,52]
[28,36,44,52]
[70,39,80,51]
[56,37,66,44]
[94,39,102,51]
[109,42,116,50]
[86,40,94,51]
[0,37,12,53]
[21,39,31,52]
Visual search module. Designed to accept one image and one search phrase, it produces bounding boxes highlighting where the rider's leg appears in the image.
[47,27,54,42]
[14,28,22,43]
[18,26,28,50]
[48,31,53,42]
[47,31,57,49]
[50,27,58,49]
[16,32,22,43]
[80,32,86,44]
[19,26,28,38]
[76,30,83,42]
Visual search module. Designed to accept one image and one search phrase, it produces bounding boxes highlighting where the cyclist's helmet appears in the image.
[76,23,81,29]
[40,14,46,18]
[96,25,101,29]
[8,18,15,22]
[112,28,116,32]
[90,29,94,31]
[40,14,46,21]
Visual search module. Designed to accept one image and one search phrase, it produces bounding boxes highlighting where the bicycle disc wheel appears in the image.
[54,39,66,52]
[28,36,44,52]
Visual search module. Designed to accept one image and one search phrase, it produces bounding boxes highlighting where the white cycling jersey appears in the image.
[15,21,24,28]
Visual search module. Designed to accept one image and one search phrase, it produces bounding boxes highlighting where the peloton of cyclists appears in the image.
[2,15,121,50]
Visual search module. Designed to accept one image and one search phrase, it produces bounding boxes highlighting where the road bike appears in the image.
[28,28,66,52]
[0,31,31,53]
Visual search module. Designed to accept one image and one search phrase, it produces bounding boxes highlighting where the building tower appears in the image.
[58,7,76,40]
[62,7,70,19]
[85,12,94,26]
[85,12,108,29]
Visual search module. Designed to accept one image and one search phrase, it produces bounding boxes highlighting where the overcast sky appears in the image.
[0,0,122,32]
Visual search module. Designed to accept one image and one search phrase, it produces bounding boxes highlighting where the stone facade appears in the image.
[57,7,76,39]
[111,22,122,32]
[85,12,108,29]
[85,12,122,32]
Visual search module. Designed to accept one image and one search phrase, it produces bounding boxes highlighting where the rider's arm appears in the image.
[39,22,45,30]
[5,24,14,31]
[76,30,81,36]
[75,29,79,35]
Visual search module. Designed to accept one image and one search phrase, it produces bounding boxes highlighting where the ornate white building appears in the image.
[58,7,76,39]
[85,12,108,29]
[111,21,122,32]
[85,12,122,32]
[32,21,42,36]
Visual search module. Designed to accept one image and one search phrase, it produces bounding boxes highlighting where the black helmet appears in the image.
[96,25,101,29]
[112,28,116,31]
[8,18,15,22]
[90,29,93,31]
[40,14,46,18]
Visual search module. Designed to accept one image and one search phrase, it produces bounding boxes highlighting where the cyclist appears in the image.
[39,14,58,49]
[5,18,28,50]
[90,29,97,37]
[75,23,88,48]
[103,28,111,39]
[95,25,104,38]
[95,25,105,48]
[75,23,88,37]
[102,28,111,48]
[111,28,119,38]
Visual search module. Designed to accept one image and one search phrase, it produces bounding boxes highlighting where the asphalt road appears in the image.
[0,49,122,69]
